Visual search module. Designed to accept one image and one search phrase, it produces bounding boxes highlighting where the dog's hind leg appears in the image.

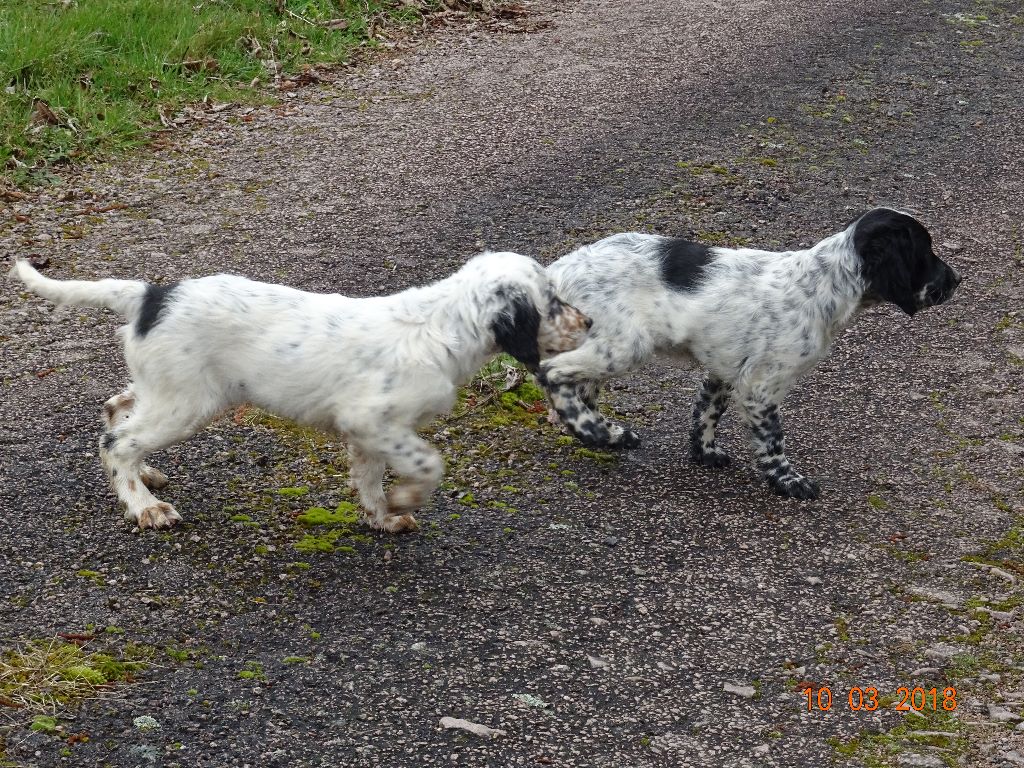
[100,398,208,528]
[347,444,391,531]
[101,389,168,490]
[736,393,820,500]
[538,343,644,449]
[690,375,733,468]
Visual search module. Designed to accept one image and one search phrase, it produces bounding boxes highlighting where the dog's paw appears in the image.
[691,446,731,468]
[383,513,418,534]
[608,427,642,450]
[767,473,820,501]
[386,484,427,515]
[140,465,169,490]
[130,502,182,529]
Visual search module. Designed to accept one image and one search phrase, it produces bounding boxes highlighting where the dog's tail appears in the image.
[8,259,147,318]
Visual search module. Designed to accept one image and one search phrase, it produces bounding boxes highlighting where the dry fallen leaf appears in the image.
[31,99,60,126]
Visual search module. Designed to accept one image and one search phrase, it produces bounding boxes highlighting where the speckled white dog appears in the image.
[539,208,961,499]
[10,254,590,532]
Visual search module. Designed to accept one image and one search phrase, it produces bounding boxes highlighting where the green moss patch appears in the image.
[292,501,362,554]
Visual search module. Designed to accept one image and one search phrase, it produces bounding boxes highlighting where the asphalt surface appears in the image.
[1,1,1023,766]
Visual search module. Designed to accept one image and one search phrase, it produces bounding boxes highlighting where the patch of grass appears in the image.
[834,615,852,642]
[0,0,428,184]
[0,638,145,715]
[829,709,967,767]
[75,569,105,586]
[867,494,889,510]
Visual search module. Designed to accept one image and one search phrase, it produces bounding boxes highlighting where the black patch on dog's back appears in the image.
[136,283,179,338]
[658,238,713,292]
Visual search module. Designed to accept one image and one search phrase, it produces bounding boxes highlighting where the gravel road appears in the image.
[1,1,1022,766]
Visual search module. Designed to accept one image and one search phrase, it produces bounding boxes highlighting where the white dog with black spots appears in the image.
[10,253,590,531]
[538,208,962,499]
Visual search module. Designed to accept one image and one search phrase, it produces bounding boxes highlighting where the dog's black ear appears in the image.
[492,289,541,369]
[853,209,930,316]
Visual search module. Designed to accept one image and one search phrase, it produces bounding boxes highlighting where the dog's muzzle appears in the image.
[924,264,963,308]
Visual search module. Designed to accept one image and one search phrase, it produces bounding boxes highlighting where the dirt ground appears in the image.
[1,0,1023,766]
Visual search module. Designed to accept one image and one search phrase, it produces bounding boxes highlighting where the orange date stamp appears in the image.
[801,686,958,713]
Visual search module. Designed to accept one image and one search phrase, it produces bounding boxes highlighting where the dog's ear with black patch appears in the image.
[491,288,541,370]
[853,209,931,316]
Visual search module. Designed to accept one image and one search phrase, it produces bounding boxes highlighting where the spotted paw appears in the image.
[140,465,169,490]
[767,473,820,500]
[691,447,731,468]
[131,502,182,529]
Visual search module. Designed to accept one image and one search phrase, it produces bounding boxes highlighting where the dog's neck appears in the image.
[790,229,867,339]
[388,278,501,384]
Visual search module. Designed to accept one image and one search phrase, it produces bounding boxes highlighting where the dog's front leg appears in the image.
[354,431,443,534]
[538,348,642,449]
[737,395,820,500]
[689,375,733,468]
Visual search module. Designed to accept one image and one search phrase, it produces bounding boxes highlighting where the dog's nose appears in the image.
[949,268,963,289]
[584,316,593,330]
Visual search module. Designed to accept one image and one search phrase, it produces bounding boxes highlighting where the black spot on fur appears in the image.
[101,433,117,450]
[136,282,179,338]
[658,238,714,292]
[492,289,541,370]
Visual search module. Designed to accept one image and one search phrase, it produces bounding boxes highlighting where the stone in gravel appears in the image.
[897,755,945,767]
[127,745,161,764]
[988,704,1022,722]
[908,586,962,608]
[512,693,549,709]
[752,744,770,755]
[1001,751,1024,766]
[924,643,962,662]
[588,654,610,669]
[439,717,506,739]
[910,667,942,678]
[804,576,822,586]
[723,682,756,699]
[1015,721,1024,732]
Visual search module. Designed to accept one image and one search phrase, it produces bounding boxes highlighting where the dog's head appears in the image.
[852,208,962,316]
[477,253,591,370]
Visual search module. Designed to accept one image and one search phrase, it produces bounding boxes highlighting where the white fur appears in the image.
[9,254,589,530]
